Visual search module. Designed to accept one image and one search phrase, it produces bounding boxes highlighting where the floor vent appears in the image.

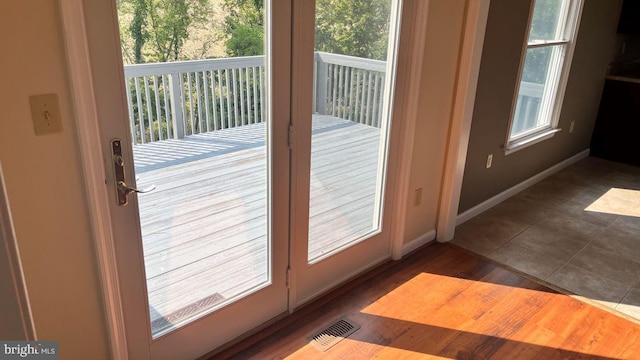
[309,318,360,352]
[151,292,225,333]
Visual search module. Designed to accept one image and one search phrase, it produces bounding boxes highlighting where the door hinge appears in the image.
[288,124,294,149]
[286,266,291,289]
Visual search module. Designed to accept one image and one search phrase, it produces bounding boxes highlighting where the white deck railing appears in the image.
[512,81,544,134]
[124,52,387,144]
[313,52,386,128]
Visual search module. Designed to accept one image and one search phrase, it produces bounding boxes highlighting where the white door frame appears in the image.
[436,0,491,243]
[58,0,490,357]
[59,1,128,359]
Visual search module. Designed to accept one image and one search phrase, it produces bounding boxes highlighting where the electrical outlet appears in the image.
[486,154,493,169]
[569,120,575,133]
[30,93,62,135]
[413,188,422,206]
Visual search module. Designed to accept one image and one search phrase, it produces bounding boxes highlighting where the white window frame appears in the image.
[504,0,584,155]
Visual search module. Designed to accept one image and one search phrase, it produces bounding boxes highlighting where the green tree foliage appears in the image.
[223,0,264,57]
[118,0,211,63]
[315,0,391,60]
[522,0,562,84]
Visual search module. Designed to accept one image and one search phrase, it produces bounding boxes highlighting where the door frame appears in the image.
[289,0,415,309]
[61,0,293,357]
[58,0,488,357]
[59,1,128,358]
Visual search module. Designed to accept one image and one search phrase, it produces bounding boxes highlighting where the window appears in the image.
[505,0,583,153]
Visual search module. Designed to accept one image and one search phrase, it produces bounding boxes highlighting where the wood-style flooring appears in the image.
[216,243,640,359]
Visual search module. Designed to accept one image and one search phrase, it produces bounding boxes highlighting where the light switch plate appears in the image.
[29,93,62,135]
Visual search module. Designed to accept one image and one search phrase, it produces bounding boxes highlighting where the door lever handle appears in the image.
[117,181,156,195]
[111,138,156,206]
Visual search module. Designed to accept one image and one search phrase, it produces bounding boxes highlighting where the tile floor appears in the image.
[452,156,640,320]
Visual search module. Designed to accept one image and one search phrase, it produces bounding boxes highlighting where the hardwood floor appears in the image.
[215,243,640,359]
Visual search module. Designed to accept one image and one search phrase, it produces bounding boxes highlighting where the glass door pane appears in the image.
[308,0,396,262]
[116,0,271,338]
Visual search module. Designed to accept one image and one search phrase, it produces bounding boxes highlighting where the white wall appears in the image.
[0,0,109,358]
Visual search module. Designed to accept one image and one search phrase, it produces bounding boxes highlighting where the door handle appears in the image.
[111,139,155,206]
[117,181,156,195]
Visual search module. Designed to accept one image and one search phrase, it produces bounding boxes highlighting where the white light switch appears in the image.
[29,93,62,135]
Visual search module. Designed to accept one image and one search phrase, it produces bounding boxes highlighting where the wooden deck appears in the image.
[132,115,381,333]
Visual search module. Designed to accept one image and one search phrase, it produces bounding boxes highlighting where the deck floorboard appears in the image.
[132,116,381,326]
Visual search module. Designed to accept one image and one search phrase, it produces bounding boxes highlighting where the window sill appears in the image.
[504,128,562,155]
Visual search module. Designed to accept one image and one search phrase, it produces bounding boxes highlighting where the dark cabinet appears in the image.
[591,79,640,166]
[618,0,640,34]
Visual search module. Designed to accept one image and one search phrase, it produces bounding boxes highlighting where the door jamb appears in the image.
[389,0,430,260]
[59,1,128,359]
[436,0,491,242]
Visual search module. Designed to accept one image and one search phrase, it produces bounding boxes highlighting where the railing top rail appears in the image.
[124,55,265,77]
[124,52,388,78]
[314,51,386,73]
[519,81,544,98]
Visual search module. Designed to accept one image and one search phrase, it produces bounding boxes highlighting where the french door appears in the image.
[83,0,403,358]
[289,0,404,307]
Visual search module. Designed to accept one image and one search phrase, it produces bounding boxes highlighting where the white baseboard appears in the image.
[456,149,590,226]
[400,229,436,257]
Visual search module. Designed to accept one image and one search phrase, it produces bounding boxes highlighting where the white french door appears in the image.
[85,1,291,359]
[289,0,404,307]
[81,0,404,357]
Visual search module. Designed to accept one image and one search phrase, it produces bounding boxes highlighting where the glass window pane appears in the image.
[511,46,554,137]
[118,0,270,338]
[528,0,566,42]
[308,0,395,262]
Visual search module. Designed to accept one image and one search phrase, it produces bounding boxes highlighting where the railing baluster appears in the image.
[331,64,338,117]
[524,96,534,129]
[245,67,252,124]
[352,70,360,122]
[143,77,155,142]
[179,73,189,136]
[337,65,344,118]
[360,72,368,125]
[169,73,185,139]
[377,74,384,128]
[343,67,350,120]
[312,58,317,113]
[239,68,246,125]
[348,68,355,121]
[371,73,380,127]
[210,71,218,131]
[365,72,374,126]
[232,68,239,127]
[217,69,226,129]
[125,78,136,143]
[186,72,194,135]
[162,75,172,139]
[203,71,210,133]
[196,71,203,134]
[134,77,145,143]
[225,69,232,128]
[259,66,265,123]
[253,66,259,123]
[316,58,328,115]
[153,76,162,140]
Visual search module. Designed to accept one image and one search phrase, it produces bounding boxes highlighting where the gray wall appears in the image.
[459,0,623,213]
